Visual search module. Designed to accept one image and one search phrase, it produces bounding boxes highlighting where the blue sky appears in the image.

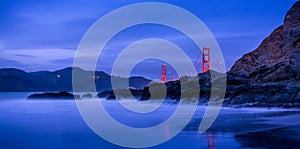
[0,0,297,79]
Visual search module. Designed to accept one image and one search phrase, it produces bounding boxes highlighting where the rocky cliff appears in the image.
[224,1,300,107]
[230,1,300,85]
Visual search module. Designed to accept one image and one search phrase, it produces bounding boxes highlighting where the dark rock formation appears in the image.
[27,91,81,100]
[107,94,116,100]
[82,93,93,98]
[230,1,300,85]
[139,72,215,102]
[97,90,114,99]
[140,81,178,100]
[224,1,300,108]
[224,85,300,108]
[97,89,143,100]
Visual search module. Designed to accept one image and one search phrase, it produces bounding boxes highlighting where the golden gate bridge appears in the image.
[161,47,211,83]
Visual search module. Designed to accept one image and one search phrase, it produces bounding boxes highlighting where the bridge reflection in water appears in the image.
[196,128,216,149]
[206,132,216,149]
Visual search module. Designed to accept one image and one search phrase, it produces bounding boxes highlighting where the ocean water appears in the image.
[0,92,300,149]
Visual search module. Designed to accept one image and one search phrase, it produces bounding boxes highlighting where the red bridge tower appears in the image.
[202,47,211,72]
[161,65,167,83]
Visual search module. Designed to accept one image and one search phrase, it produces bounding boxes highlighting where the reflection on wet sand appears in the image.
[235,125,300,149]
[206,132,216,149]
[196,128,216,149]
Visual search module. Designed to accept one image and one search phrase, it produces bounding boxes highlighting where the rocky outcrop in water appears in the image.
[27,91,81,100]
[97,89,143,100]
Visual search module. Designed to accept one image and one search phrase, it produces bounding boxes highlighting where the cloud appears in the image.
[0,42,4,49]
[0,48,75,65]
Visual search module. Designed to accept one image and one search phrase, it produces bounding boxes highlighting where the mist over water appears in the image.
[0,92,300,149]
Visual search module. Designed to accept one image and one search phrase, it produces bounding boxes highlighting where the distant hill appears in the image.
[0,67,151,92]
